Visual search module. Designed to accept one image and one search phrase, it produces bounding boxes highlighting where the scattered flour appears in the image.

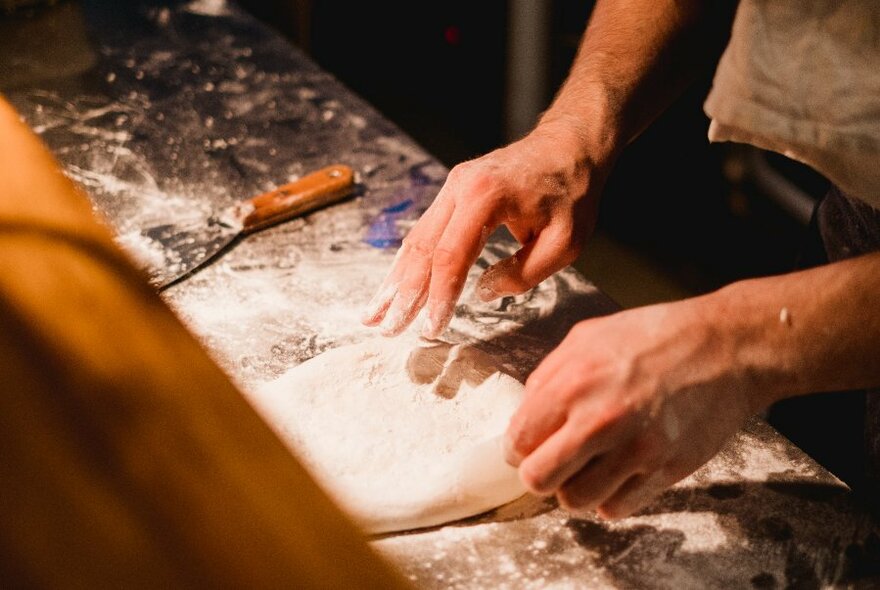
[114,228,168,270]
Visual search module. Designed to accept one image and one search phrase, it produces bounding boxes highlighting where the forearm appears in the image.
[703,253,880,409]
[538,0,732,164]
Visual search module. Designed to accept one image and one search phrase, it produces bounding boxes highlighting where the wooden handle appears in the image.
[240,164,355,232]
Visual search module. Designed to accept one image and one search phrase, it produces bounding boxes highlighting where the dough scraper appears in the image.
[142,164,355,289]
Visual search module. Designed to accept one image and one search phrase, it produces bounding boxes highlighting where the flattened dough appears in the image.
[252,337,526,534]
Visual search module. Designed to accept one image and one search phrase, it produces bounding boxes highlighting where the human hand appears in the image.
[361,123,607,338]
[504,299,758,519]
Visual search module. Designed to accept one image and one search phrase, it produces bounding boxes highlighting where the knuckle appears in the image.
[448,166,504,203]
[523,371,544,391]
[446,162,470,183]
[467,169,497,193]
[585,404,623,431]
[564,391,614,428]
[628,432,663,465]
[568,320,595,341]
[431,245,460,272]
[556,387,581,410]
[552,374,587,405]
[401,236,433,259]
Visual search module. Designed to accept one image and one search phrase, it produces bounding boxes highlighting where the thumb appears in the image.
[477,224,578,302]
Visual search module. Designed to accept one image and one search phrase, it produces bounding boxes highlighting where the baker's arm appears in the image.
[505,254,880,518]
[0,96,409,588]
[363,0,734,337]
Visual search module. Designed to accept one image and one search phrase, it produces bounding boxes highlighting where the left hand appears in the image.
[504,298,758,519]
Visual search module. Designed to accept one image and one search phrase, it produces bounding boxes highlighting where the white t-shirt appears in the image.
[704,0,880,208]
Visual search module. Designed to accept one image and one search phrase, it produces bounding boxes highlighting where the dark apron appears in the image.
[768,185,880,507]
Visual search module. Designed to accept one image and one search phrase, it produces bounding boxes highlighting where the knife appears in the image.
[140,164,355,290]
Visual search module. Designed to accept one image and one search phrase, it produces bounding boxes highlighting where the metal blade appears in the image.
[142,215,241,289]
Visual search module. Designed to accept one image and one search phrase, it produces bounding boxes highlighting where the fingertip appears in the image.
[378,298,406,336]
[477,283,500,303]
[379,284,431,337]
[380,323,405,338]
[379,306,409,337]
[422,298,455,339]
[556,489,597,517]
[420,316,435,339]
[518,457,556,496]
[362,283,397,326]
[476,258,519,302]
[596,503,632,521]
[502,433,522,467]
[486,227,577,301]
[596,473,655,520]
[361,311,383,327]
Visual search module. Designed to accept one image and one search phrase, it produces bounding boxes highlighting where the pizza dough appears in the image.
[251,337,527,534]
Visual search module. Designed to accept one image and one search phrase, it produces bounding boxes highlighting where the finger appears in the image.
[507,329,593,458]
[369,197,454,334]
[421,206,495,339]
[556,447,641,516]
[363,193,456,327]
[477,222,577,302]
[504,394,567,468]
[380,282,429,337]
[597,470,668,520]
[516,418,618,496]
[505,344,588,467]
[361,250,405,326]
[506,224,534,246]
[522,327,584,393]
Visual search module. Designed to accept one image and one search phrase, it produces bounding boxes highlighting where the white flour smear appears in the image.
[252,337,526,533]
[114,228,168,270]
[166,234,395,384]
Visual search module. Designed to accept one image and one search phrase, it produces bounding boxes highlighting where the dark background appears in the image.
[240,0,827,305]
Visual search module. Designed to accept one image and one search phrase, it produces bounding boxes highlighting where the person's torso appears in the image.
[704,0,880,209]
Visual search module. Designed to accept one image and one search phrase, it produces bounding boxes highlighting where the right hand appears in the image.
[361,122,610,338]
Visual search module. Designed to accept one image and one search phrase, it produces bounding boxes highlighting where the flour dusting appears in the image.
[251,337,526,533]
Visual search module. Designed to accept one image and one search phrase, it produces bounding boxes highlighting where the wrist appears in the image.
[533,108,622,173]
[697,282,801,412]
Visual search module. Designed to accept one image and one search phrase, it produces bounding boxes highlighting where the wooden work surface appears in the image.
[4,1,878,587]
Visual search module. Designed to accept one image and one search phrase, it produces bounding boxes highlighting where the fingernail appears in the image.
[380,288,421,336]
[420,316,434,339]
[424,299,455,339]
[502,436,518,466]
[362,284,395,324]
[476,268,499,302]
[380,304,405,336]
[477,268,515,302]
[361,307,378,325]
[478,283,500,302]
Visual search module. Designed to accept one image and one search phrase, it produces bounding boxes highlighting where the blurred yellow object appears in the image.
[0,95,410,589]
